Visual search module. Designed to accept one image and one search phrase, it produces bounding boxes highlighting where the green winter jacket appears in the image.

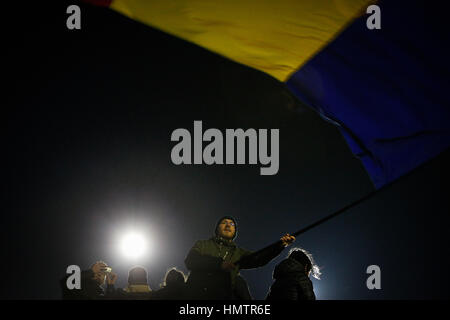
[185,236,285,299]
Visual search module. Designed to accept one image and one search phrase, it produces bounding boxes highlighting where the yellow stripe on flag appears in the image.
[110,0,372,81]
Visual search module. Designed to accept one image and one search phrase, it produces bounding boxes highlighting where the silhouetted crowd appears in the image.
[61,216,320,300]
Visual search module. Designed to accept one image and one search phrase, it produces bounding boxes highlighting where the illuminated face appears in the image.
[217,218,236,240]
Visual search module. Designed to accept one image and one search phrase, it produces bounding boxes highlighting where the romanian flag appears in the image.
[88,0,450,188]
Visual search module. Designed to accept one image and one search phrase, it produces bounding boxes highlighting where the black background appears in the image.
[3,1,450,300]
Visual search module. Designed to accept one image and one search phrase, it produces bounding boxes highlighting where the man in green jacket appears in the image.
[184,216,295,299]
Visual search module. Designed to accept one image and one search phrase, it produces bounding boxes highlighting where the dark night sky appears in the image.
[3,1,449,300]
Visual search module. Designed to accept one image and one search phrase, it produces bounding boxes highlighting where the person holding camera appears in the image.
[60,261,118,300]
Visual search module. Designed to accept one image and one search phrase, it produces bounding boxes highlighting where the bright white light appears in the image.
[120,232,148,259]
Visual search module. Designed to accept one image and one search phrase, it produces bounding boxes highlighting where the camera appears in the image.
[101,266,112,273]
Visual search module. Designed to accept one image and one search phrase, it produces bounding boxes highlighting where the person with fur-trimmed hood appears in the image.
[184,216,295,300]
[266,247,320,300]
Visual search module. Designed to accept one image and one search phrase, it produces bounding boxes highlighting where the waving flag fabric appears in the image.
[286,0,450,188]
[89,0,450,188]
[108,0,372,82]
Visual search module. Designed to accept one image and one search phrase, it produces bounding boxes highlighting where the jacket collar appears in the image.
[212,236,236,247]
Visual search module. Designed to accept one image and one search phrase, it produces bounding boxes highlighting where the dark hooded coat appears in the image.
[184,216,285,300]
[266,258,316,300]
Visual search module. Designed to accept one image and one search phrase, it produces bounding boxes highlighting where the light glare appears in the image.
[120,232,147,259]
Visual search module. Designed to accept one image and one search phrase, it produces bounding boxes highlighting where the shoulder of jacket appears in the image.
[193,238,215,249]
